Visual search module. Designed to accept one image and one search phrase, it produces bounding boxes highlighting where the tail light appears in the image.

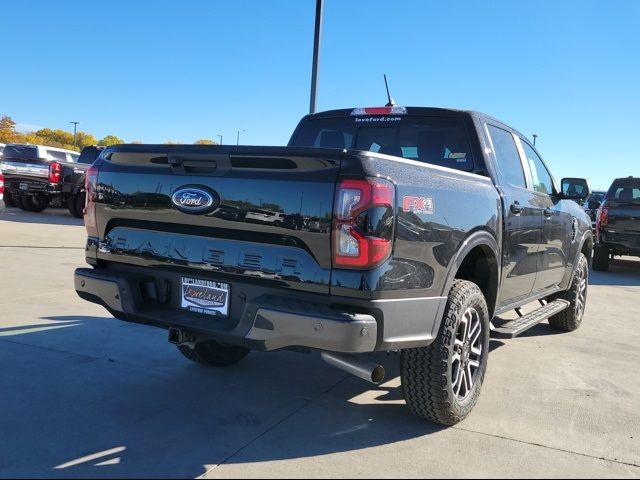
[596,203,609,240]
[49,162,62,184]
[84,164,100,236]
[332,178,395,268]
[0,173,4,196]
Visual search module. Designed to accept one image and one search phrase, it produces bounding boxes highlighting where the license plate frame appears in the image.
[180,277,230,317]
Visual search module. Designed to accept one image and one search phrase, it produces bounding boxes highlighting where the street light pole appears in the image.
[70,121,80,148]
[309,0,324,114]
[236,130,245,145]
[218,134,223,145]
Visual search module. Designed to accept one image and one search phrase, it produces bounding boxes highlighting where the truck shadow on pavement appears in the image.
[589,258,640,286]
[0,316,445,479]
[0,207,83,226]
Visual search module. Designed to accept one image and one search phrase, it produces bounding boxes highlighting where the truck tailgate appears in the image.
[92,146,342,294]
[605,200,640,248]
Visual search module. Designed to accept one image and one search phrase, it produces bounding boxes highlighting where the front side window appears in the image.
[487,125,526,189]
[520,140,554,195]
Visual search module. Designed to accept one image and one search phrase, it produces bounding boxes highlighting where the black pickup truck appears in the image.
[592,177,640,271]
[0,144,103,217]
[74,106,593,425]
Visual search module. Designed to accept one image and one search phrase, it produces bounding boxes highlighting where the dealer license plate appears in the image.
[181,277,230,317]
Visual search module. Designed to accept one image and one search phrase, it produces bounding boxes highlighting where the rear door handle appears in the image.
[510,202,522,215]
[543,208,553,218]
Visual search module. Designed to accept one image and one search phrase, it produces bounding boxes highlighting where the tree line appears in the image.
[0,115,217,151]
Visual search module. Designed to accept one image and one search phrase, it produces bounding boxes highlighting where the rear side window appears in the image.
[607,179,640,201]
[47,150,68,162]
[487,125,526,189]
[290,116,475,172]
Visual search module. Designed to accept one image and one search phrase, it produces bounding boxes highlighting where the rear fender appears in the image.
[438,230,500,320]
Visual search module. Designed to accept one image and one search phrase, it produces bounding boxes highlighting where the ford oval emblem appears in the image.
[171,186,220,214]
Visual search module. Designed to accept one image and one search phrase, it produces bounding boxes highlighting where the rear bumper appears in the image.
[74,267,446,353]
[599,232,640,254]
[6,178,62,196]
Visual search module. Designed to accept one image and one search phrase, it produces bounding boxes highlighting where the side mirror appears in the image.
[561,177,590,201]
[588,200,601,210]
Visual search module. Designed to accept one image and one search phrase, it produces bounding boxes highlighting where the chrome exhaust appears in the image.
[321,352,385,384]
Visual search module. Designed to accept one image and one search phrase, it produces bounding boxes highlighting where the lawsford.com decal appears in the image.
[354,116,402,123]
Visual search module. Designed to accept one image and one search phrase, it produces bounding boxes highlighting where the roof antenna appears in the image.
[384,74,396,107]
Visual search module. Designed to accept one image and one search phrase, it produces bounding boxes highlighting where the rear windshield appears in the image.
[587,191,605,204]
[289,115,475,172]
[1,145,39,160]
[77,147,102,164]
[607,178,640,202]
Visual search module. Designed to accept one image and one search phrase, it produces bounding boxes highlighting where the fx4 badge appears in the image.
[403,196,434,215]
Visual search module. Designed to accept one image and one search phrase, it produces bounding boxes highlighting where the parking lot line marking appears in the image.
[54,446,126,470]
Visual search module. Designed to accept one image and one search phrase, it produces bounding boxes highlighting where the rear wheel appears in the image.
[592,245,610,271]
[547,253,588,331]
[177,340,250,367]
[4,190,16,208]
[67,193,85,218]
[16,196,30,211]
[401,280,490,425]
[21,195,48,213]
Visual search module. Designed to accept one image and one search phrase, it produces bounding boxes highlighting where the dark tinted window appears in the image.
[77,147,103,164]
[487,125,526,189]
[607,178,640,201]
[290,116,475,172]
[587,191,605,203]
[1,145,39,159]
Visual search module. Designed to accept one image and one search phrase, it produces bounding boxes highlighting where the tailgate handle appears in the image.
[168,153,231,176]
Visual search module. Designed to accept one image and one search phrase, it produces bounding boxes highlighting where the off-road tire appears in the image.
[592,245,610,272]
[16,196,30,211]
[401,280,490,426]
[4,190,16,208]
[177,340,250,367]
[547,253,588,331]
[67,193,85,218]
[19,195,48,213]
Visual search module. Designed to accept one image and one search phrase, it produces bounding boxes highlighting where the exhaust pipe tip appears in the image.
[371,365,386,384]
[168,327,186,345]
[321,352,385,385]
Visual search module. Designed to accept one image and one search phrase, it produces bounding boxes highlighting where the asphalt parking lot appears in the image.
[1,208,639,479]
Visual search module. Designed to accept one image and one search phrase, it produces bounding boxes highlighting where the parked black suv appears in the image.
[592,177,640,271]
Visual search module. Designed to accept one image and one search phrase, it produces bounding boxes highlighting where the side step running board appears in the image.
[491,299,570,339]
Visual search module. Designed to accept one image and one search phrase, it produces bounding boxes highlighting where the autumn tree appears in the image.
[194,139,217,145]
[98,135,124,146]
[0,115,18,143]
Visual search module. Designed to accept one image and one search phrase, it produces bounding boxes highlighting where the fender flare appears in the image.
[567,229,594,285]
[438,230,501,318]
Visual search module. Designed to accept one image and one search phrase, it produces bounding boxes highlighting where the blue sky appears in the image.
[1,0,638,189]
